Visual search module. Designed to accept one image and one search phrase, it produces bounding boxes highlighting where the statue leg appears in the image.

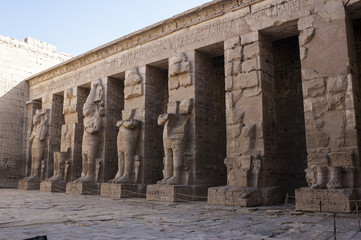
[110,151,124,182]
[29,153,42,180]
[159,148,173,184]
[75,154,87,182]
[81,153,87,177]
[166,141,185,185]
[116,151,134,183]
[82,151,96,182]
[47,153,59,181]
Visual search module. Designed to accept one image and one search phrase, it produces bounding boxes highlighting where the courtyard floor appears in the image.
[0,189,361,239]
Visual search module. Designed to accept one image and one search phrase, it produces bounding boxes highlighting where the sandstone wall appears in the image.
[0,36,72,187]
[21,0,361,210]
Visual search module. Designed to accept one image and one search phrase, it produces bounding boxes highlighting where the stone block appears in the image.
[224,36,241,50]
[66,182,100,195]
[243,42,259,60]
[100,183,141,198]
[330,152,354,167]
[298,15,315,31]
[146,184,210,202]
[167,101,179,114]
[303,78,325,97]
[179,99,192,114]
[241,32,259,45]
[233,72,259,90]
[327,76,347,93]
[308,153,329,167]
[18,179,41,190]
[242,58,258,73]
[40,180,66,192]
[208,186,261,206]
[225,47,242,62]
[178,73,192,87]
[295,188,357,213]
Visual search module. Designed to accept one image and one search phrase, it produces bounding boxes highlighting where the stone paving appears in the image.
[0,189,361,240]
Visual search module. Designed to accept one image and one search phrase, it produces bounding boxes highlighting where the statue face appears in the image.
[32,114,41,125]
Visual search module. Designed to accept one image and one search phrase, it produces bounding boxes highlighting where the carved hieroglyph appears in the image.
[27,109,49,180]
[75,79,104,182]
[110,109,140,184]
[157,99,192,185]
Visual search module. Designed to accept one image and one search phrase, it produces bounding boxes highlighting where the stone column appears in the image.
[147,50,222,202]
[101,68,145,198]
[40,87,88,192]
[99,77,124,183]
[295,2,360,213]
[208,32,281,206]
[44,94,64,179]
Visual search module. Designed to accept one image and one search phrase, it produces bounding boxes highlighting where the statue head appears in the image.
[32,113,41,126]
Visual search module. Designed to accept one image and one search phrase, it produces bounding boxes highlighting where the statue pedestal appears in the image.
[40,180,66,192]
[207,186,282,207]
[146,184,210,202]
[18,179,41,190]
[66,182,100,195]
[295,188,357,213]
[100,183,145,198]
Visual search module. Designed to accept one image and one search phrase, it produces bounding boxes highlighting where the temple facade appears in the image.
[9,0,361,212]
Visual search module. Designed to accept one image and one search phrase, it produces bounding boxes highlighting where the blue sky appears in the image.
[1,0,210,56]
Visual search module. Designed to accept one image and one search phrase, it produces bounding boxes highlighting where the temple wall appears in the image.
[0,36,72,187]
[18,0,361,211]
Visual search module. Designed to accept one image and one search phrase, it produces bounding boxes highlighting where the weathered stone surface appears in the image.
[146,184,209,202]
[40,180,66,193]
[18,179,41,190]
[295,188,357,213]
[100,183,142,198]
[0,36,72,187]
[2,0,360,214]
[66,182,99,195]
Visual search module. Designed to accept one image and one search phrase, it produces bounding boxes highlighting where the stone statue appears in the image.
[75,80,104,182]
[46,151,69,181]
[27,110,49,180]
[305,165,343,189]
[157,99,192,185]
[110,117,140,183]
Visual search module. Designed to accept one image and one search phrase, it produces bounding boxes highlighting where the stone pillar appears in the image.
[99,77,124,183]
[101,68,145,198]
[147,51,218,202]
[295,2,360,213]
[208,33,282,206]
[66,81,106,195]
[40,87,88,192]
[44,94,64,179]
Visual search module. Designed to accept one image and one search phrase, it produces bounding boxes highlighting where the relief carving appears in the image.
[157,99,193,185]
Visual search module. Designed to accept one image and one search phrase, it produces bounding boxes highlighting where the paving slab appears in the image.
[0,189,360,239]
